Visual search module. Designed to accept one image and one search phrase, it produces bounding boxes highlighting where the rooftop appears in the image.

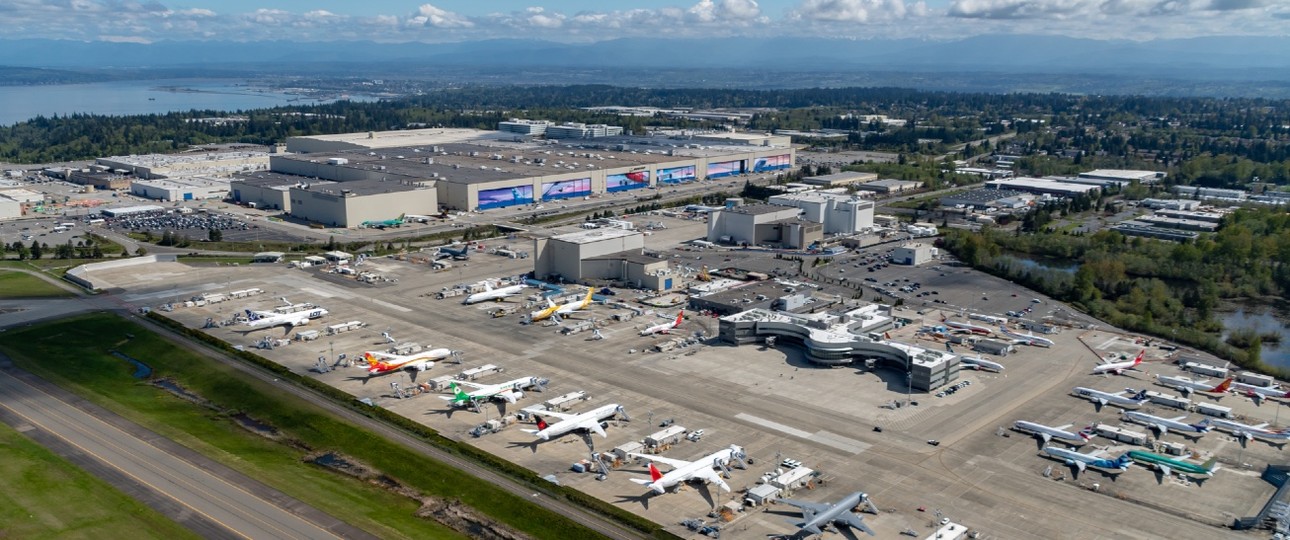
[941,188,1029,203]
[725,203,802,216]
[585,250,669,265]
[232,172,336,189]
[986,177,1101,195]
[291,178,426,197]
[550,227,641,245]
[288,128,488,150]
[802,172,878,185]
[1079,169,1165,181]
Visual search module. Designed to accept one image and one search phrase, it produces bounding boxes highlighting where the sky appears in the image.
[1,0,1285,44]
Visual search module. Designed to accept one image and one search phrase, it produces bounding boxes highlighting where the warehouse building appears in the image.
[706,204,822,248]
[130,177,231,202]
[532,228,645,283]
[545,123,624,139]
[97,151,269,180]
[230,172,336,212]
[1077,169,1165,186]
[985,177,1101,197]
[1111,222,1200,242]
[1140,198,1201,211]
[287,179,436,228]
[852,179,923,194]
[767,192,875,234]
[940,188,1031,210]
[892,243,935,265]
[801,171,878,187]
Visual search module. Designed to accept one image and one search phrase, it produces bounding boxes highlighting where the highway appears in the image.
[0,363,367,540]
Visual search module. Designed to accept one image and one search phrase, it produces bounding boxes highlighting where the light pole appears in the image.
[907,370,913,406]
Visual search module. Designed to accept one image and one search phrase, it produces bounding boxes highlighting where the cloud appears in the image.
[947,0,1097,19]
[410,3,473,28]
[793,0,917,22]
[98,34,153,44]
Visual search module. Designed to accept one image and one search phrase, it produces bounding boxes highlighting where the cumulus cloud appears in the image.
[793,0,918,22]
[410,3,473,28]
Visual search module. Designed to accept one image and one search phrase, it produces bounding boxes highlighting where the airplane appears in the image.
[628,444,746,494]
[360,213,405,229]
[437,244,471,260]
[528,289,594,323]
[640,310,684,336]
[462,282,527,305]
[241,306,328,331]
[959,355,1005,372]
[1122,412,1211,438]
[997,324,1054,347]
[363,349,451,378]
[1092,350,1145,375]
[778,491,877,538]
[1041,446,1133,474]
[1126,450,1220,479]
[1231,382,1290,405]
[1072,387,1149,409]
[939,316,991,335]
[1013,420,1094,445]
[403,214,434,223]
[439,377,546,408]
[1207,418,1290,443]
[1154,375,1233,397]
[522,403,627,440]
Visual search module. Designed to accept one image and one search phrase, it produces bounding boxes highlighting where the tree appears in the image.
[208,228,223,242]
[29,240,42,260]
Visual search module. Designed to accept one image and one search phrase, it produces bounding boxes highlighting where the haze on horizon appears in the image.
[3,0,1286,44]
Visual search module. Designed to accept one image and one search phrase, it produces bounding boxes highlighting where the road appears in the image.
[0,361,370,540]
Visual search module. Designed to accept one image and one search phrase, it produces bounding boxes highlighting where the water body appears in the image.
[1220,309,1290,368]
[0,79,375,126]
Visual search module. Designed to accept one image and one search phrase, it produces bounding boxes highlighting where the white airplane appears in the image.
[1154,375,1233,397]
[997,324,1054,347]
[640,310,685,336]
[1073,387,1149,408]
[1123,411,1211,438]
[1092,350,1144,375]
[241,306,328,331]
[960,355,1005,372]
[628,445,746,494]
[363,349,451,378]
[528,289,593,323]
[1231,382,1290,405]
[440,377,545,407]
[522,403,626,440]
[940,316,991,335]
[1013,420,1093,445]
[1041,446,1132,473]
[1208,418,1290,443]
[462,282,527,305]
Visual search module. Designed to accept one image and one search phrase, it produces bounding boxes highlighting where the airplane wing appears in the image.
[1156,425,1168,436]
[777,499,831,515]
[838,513,876,537]
[1254,423,1269,429]
[1039,433,1052,443]
[584,420,607,438]
[693,467,731,492]
[451,380,487,390]
[1170,415,1188,422]
[1074,461,1086,472]
[1158,464,1173,477]
[539,410,577,422]
[628,453,693,469]
[1055,424,1072,430]
[1097,397,1109,406]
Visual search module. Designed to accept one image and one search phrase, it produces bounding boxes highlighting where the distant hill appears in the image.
[0,65,102,86]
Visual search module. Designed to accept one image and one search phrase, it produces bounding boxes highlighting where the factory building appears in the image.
[852,179,923,194]
[580,251,677,291]
[940,188,1032,210]
[497,119,554,136]
[985,177,1102,197]
[1077,169,1165,186]
[767,192,875,234]
[892,243,935,266]
[97,151,269,180]
[532,228,647,283]
[545,123,625,139]
[0,196,22,220]
[130,177,231,202]
[1140,198,1201,211]
[68,169,132,190]
[230,172,337,212]
[801,172,878,188]
[287,179,436,228]
[690,281,802,316]
[1111,223,1200,242]
[707,204,822,249]
[273,129,792,213]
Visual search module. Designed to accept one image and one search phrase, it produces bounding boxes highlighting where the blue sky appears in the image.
[1,1,1283,43]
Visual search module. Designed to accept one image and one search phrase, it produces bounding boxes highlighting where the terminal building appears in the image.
[767,192,875,234]
[706,204,823,249]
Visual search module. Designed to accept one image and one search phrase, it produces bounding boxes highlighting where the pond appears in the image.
[1220,309,1290,368]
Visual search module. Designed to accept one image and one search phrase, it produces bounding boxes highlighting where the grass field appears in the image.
[0,422,200,540]
[0,314,601,539]
[0,269,74,298]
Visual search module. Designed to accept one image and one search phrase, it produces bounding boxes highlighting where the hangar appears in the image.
[706,204,822,249]
[287,179,436,228]
[531,228,680,290]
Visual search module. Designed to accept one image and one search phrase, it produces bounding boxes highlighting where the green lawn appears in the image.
[0,314,599,539]
[0,422,199,540]
[0,269,74,298]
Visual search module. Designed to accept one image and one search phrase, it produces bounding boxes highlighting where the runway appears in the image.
[0,365,370,540]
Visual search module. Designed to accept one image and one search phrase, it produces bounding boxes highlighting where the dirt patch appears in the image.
[307,452,528,540]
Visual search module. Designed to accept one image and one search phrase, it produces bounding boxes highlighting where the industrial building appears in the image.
[706,204,822,249]
[1140,198,1201,211]
[892,243,935,266]
[689,281,806,316]
[532,228,679,290]
[1077,169,1165,186]
[97,151,269,180]
[852,179,923,194]
[985,177,1102,197]
[767,192,875,234]
[800,172,878,188]
[287,179,436,228]
[1111,222,1200,242]
[497,119,553,136]
[939,188,1032,210]
[130,177,231,202]
[68,169,132,190]
[230,172,336,212]
[274,128,794,214]
[1135,215,1219,232]
[545,123,625,139]
[0,197,21,220]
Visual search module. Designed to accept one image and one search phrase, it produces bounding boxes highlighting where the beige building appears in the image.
[287,179,436,228]
[533,228,644,282]
[707,204,823,249]
[801,171,878,187]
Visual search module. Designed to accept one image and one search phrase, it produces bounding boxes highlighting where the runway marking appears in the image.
[297,286,342,299]
[370,299,413,313]
[735,413,813,439]
[810,431,871,454]
[1095,337,1119,350]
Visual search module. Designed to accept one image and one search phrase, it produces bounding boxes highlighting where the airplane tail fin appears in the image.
[1079,427,1095,441]
[1133,349,1145,365]
[674,310,684,327]
[1201,457,1219,472]
[535,416,548,431]
[647,462,663,482]
[245,309,260,321]
[1132,389,1149,401]
[1212,377,1233,392]
[1195,418,1212,431]
[364,352,380,368]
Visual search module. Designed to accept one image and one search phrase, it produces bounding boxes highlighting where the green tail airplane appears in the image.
[361,213,405,229]
[1126,450,1220,478]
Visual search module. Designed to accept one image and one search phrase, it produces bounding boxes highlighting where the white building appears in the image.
[893,243,935,265]
[767,192,875,234]
[497,119,554,136]
[1078,169,1165,186]
[544,123,624,139]
[706,204,822,249]
[130,177,231,202]
[0,196,21,220]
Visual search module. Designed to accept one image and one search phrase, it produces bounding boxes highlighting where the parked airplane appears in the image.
[1231,382,1290,405]
[403,214,434,223]
[1126,450,1220,478]
[640,311,685,336]
[1122,412,1211,438]
[528,289,594,323]
[1041,446,1133,473]
[628,445,746,494]
[462,282,526,305]
[363,349,451,377]
[1092,350,1145,375]
[779,491,877,538]
[1013,420,1094,445]
[522,404,627,440]
[940,316,991,335]
[959,355,1005,372]
[1073,387,1149,408]
[440,377,546,407]
[1155,375,1233,397]
[241,306,328,331]
[1208,418,1290,443]
[997,324,1054,347]
[360,214,405,229]
[437,244,471,260]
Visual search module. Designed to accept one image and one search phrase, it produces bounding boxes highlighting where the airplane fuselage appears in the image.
[1042,446,1130,472]
[529,404,621,440]
[1122,411,1208,436]
[463,285,525,305]
[1013,420,1090,444]
[1073,387,1147,408]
